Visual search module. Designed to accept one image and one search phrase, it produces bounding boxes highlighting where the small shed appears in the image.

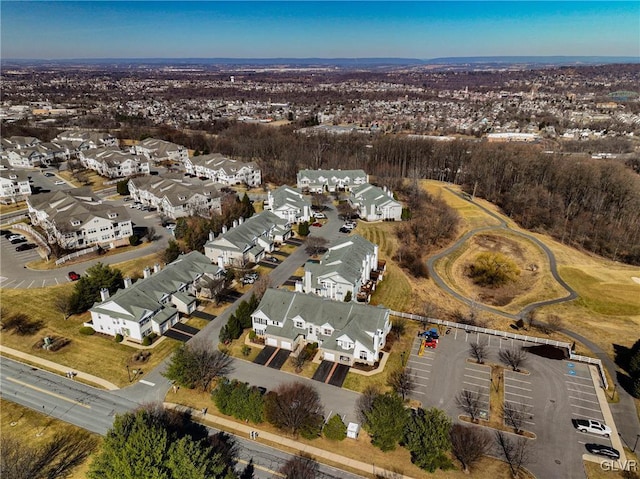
[347,422,360,439]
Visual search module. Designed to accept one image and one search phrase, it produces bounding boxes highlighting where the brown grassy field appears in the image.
[0,400,101,479]
[1,258,180,387]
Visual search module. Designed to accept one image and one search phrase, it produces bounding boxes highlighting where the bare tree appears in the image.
[164,338,233,391]
[469,341,488,364]
[356,385,380,424]
[265,382,324,438]
[539,314,563,334]
[495,431,533,478]
[144,226,156,242]
[387,367,416,401]
[277,453,319,479]
[499,347,527,372]
[252,274,271,300]
[311,192,330,211]
[391,317,407,340]
[336,201,357,220]
[456,389,483,422]
[53,292,73,320]
[502,401,530,434]
[450,424,492,473]
[1,430,98,479]
[305,236,328,256]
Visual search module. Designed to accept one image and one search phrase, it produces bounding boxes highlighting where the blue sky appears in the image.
[1,1,638,59]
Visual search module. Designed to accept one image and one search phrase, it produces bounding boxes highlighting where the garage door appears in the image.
[324,352,335,361]
[266,337,278,347]
[281,341,292,350]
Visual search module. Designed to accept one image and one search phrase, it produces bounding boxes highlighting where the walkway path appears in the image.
[426,187,640,449]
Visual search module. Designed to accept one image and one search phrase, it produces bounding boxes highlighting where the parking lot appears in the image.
[407,326,613,479]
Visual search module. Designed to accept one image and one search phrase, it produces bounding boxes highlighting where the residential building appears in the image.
[79,147,150,178]
[204,210,291,267]
[251,288,391,366]
[302,234,380,302]
[297,169,369,193]
[88,252,224,342]
[27,187,133,249]
[0,148,45,168]
[0,167,32,203]
[128,176,223,219]
[133,138,189,163]
[264,185,312,223]
[184,153,261,187]
[55,130,119,149]
[349,183,403,221]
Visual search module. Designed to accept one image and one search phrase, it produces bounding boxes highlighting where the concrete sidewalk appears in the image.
[165,402,414,479]
[0,344,119,390]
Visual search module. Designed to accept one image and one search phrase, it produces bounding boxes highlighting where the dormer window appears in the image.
[108,213,117,219]
[9,175,17,179]
[178,195,186,201]
[71,220,81,226]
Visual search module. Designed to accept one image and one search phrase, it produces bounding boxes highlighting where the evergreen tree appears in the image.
[364,393,408,451]
[323,414,347,441]
[69,263,123,314]
[403,408,453,472]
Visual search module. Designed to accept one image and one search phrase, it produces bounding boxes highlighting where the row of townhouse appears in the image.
[204,211,292,267]
[88,252,224,342]
[0,163,32,203]
[78,147,150,178]
[27,188,133,250]
[264,185,312,224]
[55,130,119,149]
[251,288,391,366]
[300,234,381,302]
[133,137,189,163]
[1,137,74,168]
[185,153,262,187]
[297,169,368,193]
[128,176,224,220]
[349,183,403,222]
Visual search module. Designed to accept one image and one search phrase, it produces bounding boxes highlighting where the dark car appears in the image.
[10,238,27,244]
[339,227,350,233]
[585,443,620,459]
[311,222,322,227]
[15,243,37,252]
[0,229,11,236]
[68,271,81,281]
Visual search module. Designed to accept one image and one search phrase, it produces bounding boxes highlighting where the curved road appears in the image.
[426,187,640,448]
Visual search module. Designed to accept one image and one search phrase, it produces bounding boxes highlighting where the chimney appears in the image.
[100,288,110,301]
[217,256,225,270]
[124,277,132,288]
[153,263,160,274]
[222,225,228,234]
[208,230,215,241]
[239,216,244,224]
[233,219,238,228]
[143,267,151,279]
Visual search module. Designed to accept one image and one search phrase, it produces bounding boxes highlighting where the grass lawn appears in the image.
[0,201,27,216]
[0,284,180,387]
[0,400,101,479]
[26,243,158,271]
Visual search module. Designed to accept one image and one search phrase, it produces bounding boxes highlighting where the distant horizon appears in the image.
[2,2,638,60]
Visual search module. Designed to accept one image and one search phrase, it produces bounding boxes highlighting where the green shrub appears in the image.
[468,252,520,287]
[129,235,140,246]
[344,291,352,302]
[248,330,257,341]
[241,345,251,356]
[323,414,347,441]
[79,326,96,335]
[142,336,152,346]
[115,334,123,343]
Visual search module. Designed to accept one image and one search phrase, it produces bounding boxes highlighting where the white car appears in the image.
[7,234,25,242]
[313,212,326,219]
[54,180,66,185]
[574,419,612,437]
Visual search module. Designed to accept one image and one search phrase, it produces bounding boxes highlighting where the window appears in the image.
[359,351,368,360]
[295,321,303,328]
[71,220,81,226]
[323,328,332,336]
[254,317,267,326]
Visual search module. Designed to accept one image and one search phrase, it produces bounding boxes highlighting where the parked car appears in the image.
[15,243,37,251]
[266,257,279,264]
[43,172,54,177]
[165,223,177,230]
[10,238,27,245]
[585,444,620,459]
[311,222,322,227]
[313,212,326,219]
[423,338,438,349]
[0,229,11,236]
[339,227,350,233]
[7,234,25,242]
[123,196,133,202]
[242,275,255,285]
[68,271,81,281]
[573,419,611,437]
[54,180,66,185]
[418,328,440,340]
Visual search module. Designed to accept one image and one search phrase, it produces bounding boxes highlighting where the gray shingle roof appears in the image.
[270,185,311,212]
[306,234,376,287]
[206,211,288,252]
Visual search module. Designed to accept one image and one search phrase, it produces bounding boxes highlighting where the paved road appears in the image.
[0,356,364,479]
[426,188,640,453]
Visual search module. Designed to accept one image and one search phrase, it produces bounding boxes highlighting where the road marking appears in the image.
[462,387,489,396]
[407,363,431,373]
[414,374,430,381]
[504,376,531,384]
[42,280,46,287]
[6,377,91,409]
[564,374,591,381]
[569,396,599,405]
[55,278,59,285]
[504,391,533,400]
[139,380,155,386]
[412,390,427,396]
[27,280,35,288]
[14,280,24,288]
[464,373,490,381]
[505,384,532,392]
[237,458,284,477]
[462,381,489,389]
[567,388,597,395]
[571,404,602,414]
[571,411,604,419]
[504,399,535,410]
[0,276,7,282]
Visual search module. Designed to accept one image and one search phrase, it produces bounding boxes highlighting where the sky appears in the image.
[1,1,639,59]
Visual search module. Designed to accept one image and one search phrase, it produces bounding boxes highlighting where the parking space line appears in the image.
[463,380,489,388]
[567,387,596,395]
[407,363,431,372]
[504,376,531,384]
[571,404,603,414]
[504,391,533,400]
[569,396,599,405]
[55,277,59,285]
[412,390,427,396]
[14,280,24,288]
[571,411,604,419]
[464,373,490,381]
[462,387,489,396]
[564,374,591,380]
[504,399,534,410]
[415,374,430,381]
[505,384,532,392]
